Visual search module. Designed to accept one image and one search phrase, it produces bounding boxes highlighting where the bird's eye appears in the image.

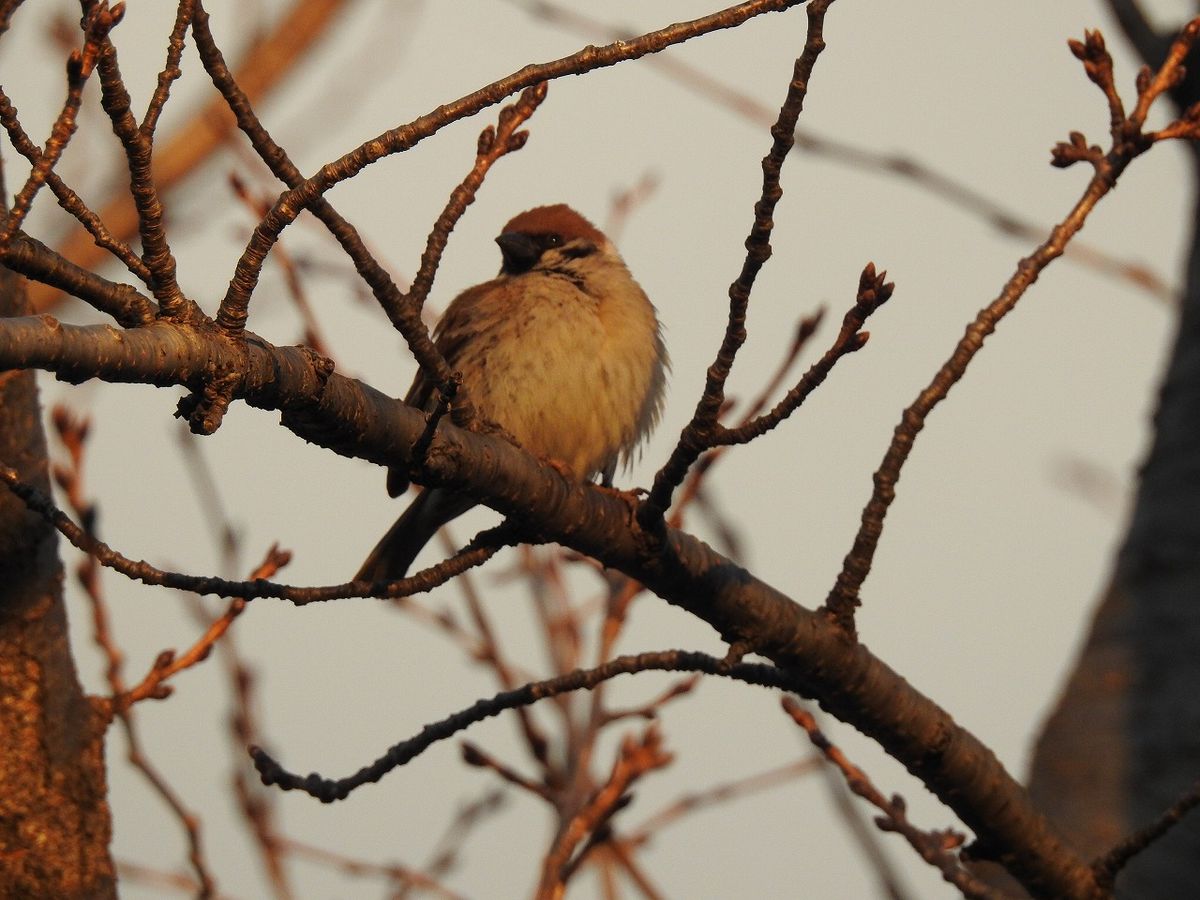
[543,233,563,248]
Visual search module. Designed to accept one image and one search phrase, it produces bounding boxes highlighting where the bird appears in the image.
[355,203,668,582]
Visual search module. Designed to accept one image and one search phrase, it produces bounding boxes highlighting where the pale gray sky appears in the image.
[4,1,1195,896]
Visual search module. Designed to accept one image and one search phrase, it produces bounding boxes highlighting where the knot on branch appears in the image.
[177,369,240,435]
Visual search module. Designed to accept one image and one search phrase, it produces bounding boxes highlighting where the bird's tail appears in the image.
[354,487,478,583]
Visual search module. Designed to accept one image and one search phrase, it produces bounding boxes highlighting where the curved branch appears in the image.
[249,651,791,801]
[0,311,1096,898]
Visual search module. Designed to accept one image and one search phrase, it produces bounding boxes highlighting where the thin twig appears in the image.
[719,264,891,446]
[228,172,333,356]
[0,3,120,245]
[782,698,1002,900]
[417,789,508,892]
[538,728,672,899]
[640,0,835,524]
[0,461,517,602]
[278,837,464,899]
[249,650,792,803]
[625,757,821,844]
[824,17,1200,632]
[445,537,552,767]
[140,0,194,138]
[461,741,553,801]
[92,5,194,316]
[1092,780,1200,888]
[509,0,1177,303]
[665,310,824,546]
[50,406,218,897]
[603,170,660,244]
[0,94,153,286]
[597,674,699,726]
[27,0,354,312]
[399,81,549,427]
[117,545,290,709]
[214,0,810,345]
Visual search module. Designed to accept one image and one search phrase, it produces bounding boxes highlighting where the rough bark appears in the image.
[0,263,115,897]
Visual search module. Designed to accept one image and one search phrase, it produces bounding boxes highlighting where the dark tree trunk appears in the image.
[1027,139,1200,896]
[0,256,115,895]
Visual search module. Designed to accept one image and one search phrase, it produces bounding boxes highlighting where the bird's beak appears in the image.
[496,232,541,275]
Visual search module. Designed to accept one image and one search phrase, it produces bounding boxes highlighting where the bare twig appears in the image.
[214,0,810,346]
[117,545,290,709]
[597,674,699,726]
[50,406,217,897]
[445,541,552,767]
[603,170,660,244]
[1092,780,1200,888]
[27,0,355,312]
[248,650,792,803]
[0,227,154,324]
[461,741,553,800]
[0,461,517,602]
[626,757,820,844]
[782,698,1001,900]
[718,264,891,447]
[92,4,194,316]
[114,860,228,897]
[510,0,1176,303]
[278,837,464,899]
[140,0,194,138]
[175,424,240,566]
[400,81,549,427]
[0,10,109,246]
[538,728,672,899]
[0,95,153,286]
[417,789,508,891]
[825,18,1200,632]
[228,172,332,356]
[665,310,824,546]
[640,0,835,525]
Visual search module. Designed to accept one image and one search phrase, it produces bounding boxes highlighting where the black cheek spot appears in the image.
[560,243,597,260]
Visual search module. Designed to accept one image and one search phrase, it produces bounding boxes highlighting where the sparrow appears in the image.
[356,204,668,582]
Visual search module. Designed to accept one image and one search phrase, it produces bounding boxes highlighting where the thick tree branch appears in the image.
[0,233,155,325]
[0,311,1097,898]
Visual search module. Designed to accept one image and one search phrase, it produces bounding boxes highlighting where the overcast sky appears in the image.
[4,1,1197,897]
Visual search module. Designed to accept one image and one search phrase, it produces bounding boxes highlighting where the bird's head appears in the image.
[494,204,614,276]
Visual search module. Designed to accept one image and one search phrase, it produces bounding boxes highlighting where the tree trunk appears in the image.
[1027,145,1200,896]
[0,257,115,895]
